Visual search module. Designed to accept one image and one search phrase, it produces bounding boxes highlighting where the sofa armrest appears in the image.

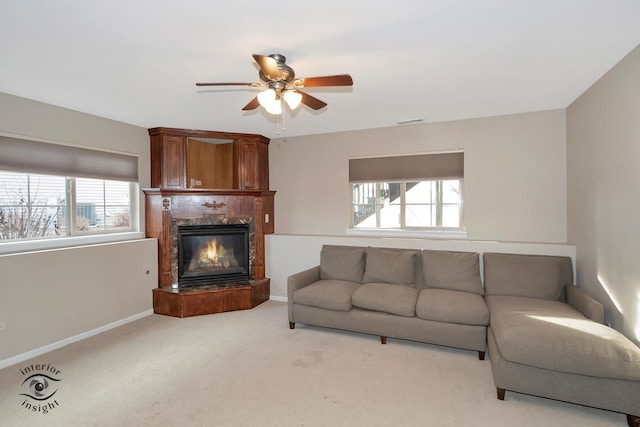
[566,285,605,324]
[287,265,321,301]
[287,265,321,322]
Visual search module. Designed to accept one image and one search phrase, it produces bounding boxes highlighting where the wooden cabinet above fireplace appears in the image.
[149,127,270,191]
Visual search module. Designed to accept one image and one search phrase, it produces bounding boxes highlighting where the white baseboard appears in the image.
[269,295,288,302]
[0,309,154,370]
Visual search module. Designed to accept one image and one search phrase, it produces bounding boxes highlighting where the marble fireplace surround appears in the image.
[170,215,256,287]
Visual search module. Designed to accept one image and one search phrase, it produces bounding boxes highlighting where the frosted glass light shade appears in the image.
[264,99,282,115]
[257,88,282,115]
[257,88,276,106]
[283,90,302,110]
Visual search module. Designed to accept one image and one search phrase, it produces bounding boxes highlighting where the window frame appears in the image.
[349,179,465,231]
[70,177,138,236]
[0,171,142,254]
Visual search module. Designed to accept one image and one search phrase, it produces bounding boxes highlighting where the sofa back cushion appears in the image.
[363,247,418,285]
[483,253,573,301]
[320,245,366,283]
[422,250,483,295]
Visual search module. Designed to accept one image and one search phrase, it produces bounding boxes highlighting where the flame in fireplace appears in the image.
[198,238,235,269]
[204,239,223,262]
[206,239,218,261]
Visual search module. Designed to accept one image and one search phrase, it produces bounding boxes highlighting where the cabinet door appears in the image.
[162,136,186,189]
[237,140,260,189]
[258,140,269,189]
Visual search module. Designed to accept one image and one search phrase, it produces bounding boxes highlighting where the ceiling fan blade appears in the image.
[298,90,327,110]
[242,97,260,111]
[196,82,258,87]
[252,54,281,80]
[297,74,353,87]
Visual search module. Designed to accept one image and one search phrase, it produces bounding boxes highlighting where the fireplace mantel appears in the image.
[144,127,275,317]
[144,188,275,196]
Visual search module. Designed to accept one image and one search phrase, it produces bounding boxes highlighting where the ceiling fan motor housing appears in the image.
[258,54,296,88]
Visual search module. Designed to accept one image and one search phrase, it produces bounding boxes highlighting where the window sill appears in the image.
[0,232,146,256]
[345,228,468,240]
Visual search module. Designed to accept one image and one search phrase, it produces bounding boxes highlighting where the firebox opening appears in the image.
[178,223,250,286]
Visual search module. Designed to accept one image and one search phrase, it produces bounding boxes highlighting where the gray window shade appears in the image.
[0,136,138,182]
[349,152,463,183]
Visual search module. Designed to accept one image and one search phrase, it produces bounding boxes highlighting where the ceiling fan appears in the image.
[196,53,353,115]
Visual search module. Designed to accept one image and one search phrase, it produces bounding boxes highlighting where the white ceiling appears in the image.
[1,1,640,139]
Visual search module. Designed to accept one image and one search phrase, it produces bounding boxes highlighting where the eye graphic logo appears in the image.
[21,374,60,401]
[18,363,63,414]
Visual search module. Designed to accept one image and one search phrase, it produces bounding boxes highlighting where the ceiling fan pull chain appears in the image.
[282,103,287,133]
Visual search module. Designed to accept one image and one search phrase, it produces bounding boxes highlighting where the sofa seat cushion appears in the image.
[487,295,640,381]
[416,289,489,326]
[293,280,360,311]
[352,283,419,317]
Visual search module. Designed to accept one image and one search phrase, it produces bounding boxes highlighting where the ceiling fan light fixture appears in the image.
[283,90,302,110]
[257,88,282,115]
[265,99,282,115]
[257,88,276,106]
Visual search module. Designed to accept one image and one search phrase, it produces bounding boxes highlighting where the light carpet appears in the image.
[0,300,625,426]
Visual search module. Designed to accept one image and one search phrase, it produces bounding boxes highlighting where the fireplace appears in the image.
[178,223,250,286]
[170,216,256,289]
[145,127,273,317]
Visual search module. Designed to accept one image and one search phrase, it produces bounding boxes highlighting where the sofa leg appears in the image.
[627,414,640,427]
[497,388,506,400]
[289,322,295,329]
[478,351,485,360]
[380,336,387,344]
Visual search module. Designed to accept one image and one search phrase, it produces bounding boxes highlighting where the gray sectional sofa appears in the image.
[287,245,640,425]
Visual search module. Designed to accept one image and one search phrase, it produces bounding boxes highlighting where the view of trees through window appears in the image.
[351,180,462,229]
[0,171,133,241]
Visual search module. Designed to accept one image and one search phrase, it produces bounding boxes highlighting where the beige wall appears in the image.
[567,44,640,344]
[270,109,567,243]
[0,239,158,362]
[0,92,156,364]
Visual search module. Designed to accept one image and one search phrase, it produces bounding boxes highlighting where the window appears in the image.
[351,180,462,229]
[349,152,464,231]
[0,136,139,244]
[0,172,136,240]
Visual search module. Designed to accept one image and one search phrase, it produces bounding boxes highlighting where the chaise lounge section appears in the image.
[483,253,640,426]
